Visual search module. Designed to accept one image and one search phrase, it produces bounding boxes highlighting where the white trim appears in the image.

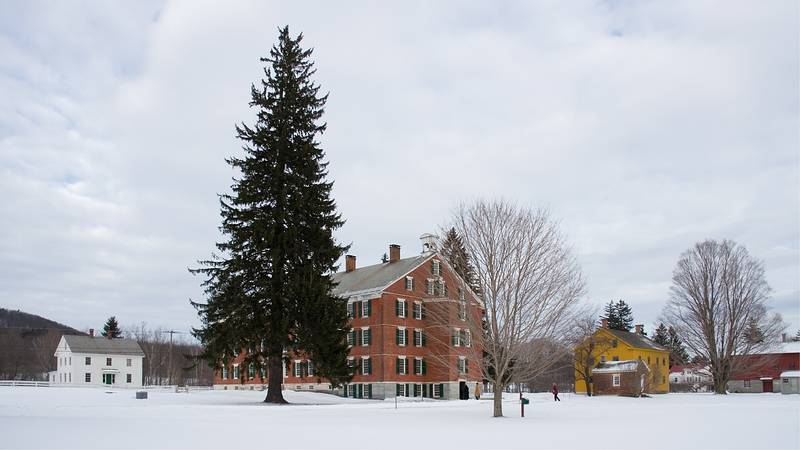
[612,373,621,387]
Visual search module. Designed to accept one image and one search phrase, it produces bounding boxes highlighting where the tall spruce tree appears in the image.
[101,316,122,339]
[439,227,480,295]
[191,27,351,403]
[603,300,634,332]
[667,326,690,366]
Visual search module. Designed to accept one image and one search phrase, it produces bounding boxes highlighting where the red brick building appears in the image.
[213,235,483,399]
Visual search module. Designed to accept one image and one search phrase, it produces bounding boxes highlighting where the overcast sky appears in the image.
[1,0,798,338]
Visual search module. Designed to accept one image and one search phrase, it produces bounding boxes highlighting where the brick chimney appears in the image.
[600,318,608,329]
[635,324,644,335]
[389,244,400,263]
[89,328,95,337]
[345,255,356,273]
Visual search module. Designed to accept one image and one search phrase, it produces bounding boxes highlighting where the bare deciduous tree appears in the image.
[663,239,785,394]
[449,199,585,417]
[570,308,616,397]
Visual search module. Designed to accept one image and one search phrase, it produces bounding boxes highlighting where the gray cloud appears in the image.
[1,0,797,335]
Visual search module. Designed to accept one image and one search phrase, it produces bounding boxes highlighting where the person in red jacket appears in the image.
[551,383,560,402]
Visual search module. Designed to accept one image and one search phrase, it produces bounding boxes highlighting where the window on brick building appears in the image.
[426,279,434,295]
[347,302,355,318]
[396,327,408,346]
[361,327,371,346]
[396,299,407,317]
[361,357,371,375]
[414,329,425,347]
[612,374,620,387]
[347,330,355,347]
[452,328,461,347]
[293,360,301,378]
[458,301,467,321]
[405,277,414,291]
[414,357,426,375]
[361,300,371,318]
[396,383,406,397]
[432,260,441,276]
[413,301,424,320]
[396,357,407,375]
[458,357,467,374]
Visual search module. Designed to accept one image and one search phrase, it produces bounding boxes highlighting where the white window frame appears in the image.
[233,364,240,379]
[222,366,228,379]
[347,330,355,347]
[432,260,441,276]
[414,329,424,347]
[293,360,302,378]
[126,358,132,367]
[405,276,414,291]
[458,301,467,321]
[397,383,406,397]
[433,384,441,398]
[398,355,407,375]
[414,357,424,375]
[347,301,355,318]
[458,356,467,374]
[413,301,423,320]
[397,326,407,347]
[361,301,370,318]
[361,327,370,346]
[397,298,407,318]
[361,357,370,375]
[464,329,471,347]
[426,279,435,295]
[453,328,461,347]
[612,374,621,387]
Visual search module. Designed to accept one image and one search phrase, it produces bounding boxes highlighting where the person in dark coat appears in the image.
[551,383,560,401]
[460,383,469,400]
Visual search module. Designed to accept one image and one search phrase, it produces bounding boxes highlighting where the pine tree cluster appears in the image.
[101,316,122,339]
[653,323,690,367]
[439,228,481,295]
[602,300,634,332]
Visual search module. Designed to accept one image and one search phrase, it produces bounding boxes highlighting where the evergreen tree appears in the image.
[191,27,351,403]
[101,316,122,339]
[743,318,765,344]
[653,323,669,347]
[667,326,690,366]
[439,227,480,295]
[603,300,634,332]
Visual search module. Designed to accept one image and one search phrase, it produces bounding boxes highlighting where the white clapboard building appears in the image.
[52,331,145,387]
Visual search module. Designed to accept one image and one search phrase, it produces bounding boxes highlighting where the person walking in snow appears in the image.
[551,383,560,401]
[474,382,481,400]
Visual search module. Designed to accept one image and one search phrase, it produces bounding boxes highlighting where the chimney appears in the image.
[345,255,356,273]
[389,244,400,263]
[600,318,608,329]
[89,328,95,337]
[635,324,644,335]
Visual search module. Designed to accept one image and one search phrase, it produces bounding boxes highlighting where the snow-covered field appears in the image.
[1,387,798,449]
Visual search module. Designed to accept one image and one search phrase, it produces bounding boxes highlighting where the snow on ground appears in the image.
[1,387,798,449]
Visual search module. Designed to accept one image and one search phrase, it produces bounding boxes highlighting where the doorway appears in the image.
[103,374,116,385]
[762,379,773,392]
[459,381,467,400]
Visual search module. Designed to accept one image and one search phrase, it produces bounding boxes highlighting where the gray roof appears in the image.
[63,335,144,356]
[332,253,433,298]
[607,329,668,352]
[593,360,648,373]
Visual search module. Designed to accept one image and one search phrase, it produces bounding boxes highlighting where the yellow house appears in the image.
[574,322,670,394]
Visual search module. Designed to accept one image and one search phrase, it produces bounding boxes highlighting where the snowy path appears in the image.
[0,388,797,449]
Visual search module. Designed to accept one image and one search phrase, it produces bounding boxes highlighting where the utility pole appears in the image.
[161,330,183,386]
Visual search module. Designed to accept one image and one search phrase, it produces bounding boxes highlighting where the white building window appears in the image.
[106,357,112,366]
[361,327,371,346]
[397,383,406,397]
[432,260,441,276]
[361,357,371,375]
[361,300,370,318]
[126,358,132,367]
[85,357,91,365]
[413,301,423,320]
[397,327,407,346]
[222,366,228,379]
[464,330,472,347]
[347,330,355,347]
[85,373,91,383]
[459,301,467,321]
[308,360,315,377]
[458,357,467,374]
[612,374,621,387]
[414,329,425,347]
[396,357,407,375]
[293,360,302,378]
[405,277,414,291]
[126,374,132,383]
[452,328,461,347]
[414,357,426,375]
[233,364,240,379]
[433,384,441,398]
[426,279,435,295]
[396,299,407,318]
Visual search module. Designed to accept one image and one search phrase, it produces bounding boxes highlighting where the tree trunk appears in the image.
[493,384,504,417]
[713,376,728,394]
[264,355,287,403]
[587,381,593,397]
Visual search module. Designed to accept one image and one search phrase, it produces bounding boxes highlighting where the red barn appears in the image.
[213,235,483,399]
[728,339,800,393]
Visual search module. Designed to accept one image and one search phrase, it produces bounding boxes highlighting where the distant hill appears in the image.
[0,308,83,334]
[0,308,85,380]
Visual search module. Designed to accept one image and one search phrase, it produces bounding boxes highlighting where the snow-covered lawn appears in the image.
[1,387,798,449]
